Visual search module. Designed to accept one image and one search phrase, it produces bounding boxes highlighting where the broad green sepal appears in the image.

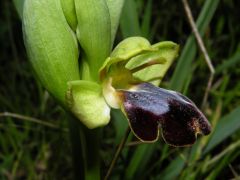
[60,0,78,31]
[23,0,80,106]
[110,37,153,59]
[66,80,111,129]
[75,0,111,81]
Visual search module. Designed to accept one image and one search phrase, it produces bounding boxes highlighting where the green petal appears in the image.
[99,37,154,81]
[132,41,179,86]
[125,51,167,71]
[66,80,110,129]
[110,37,153,60]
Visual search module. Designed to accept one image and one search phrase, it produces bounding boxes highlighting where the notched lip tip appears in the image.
[160,131,196,147]
[199,120,212,136]
[202,126,212,135]
[162,139,196,148]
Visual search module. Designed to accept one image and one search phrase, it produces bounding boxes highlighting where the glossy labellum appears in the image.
[118,83,211,147]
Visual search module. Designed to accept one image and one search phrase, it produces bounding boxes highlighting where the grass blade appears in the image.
[141,0,152,39]
[120,0,141,37]
[12,0,25,19]
[156,155,186,180]
[124,143,156,180]
[203,106,240,154]
[170,0,220,91]
[216,46,240,74]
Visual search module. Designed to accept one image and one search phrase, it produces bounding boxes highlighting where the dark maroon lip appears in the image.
[119,82,212,147]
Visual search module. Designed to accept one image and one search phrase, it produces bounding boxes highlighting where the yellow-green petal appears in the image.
[132,41,179,85]
[110,36,153,60]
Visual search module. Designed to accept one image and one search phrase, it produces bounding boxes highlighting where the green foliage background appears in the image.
[0,0,240,179]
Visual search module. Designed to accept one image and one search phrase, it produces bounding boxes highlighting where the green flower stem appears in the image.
[67,113,85,180]
[67,112,101,180]
[83,128,101,180]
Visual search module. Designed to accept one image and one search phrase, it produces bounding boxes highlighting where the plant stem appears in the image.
[83,127,101,180]
[68,113,85,180]
[104,127,131,180]
[67,112,101,180]
[181,0,215,109]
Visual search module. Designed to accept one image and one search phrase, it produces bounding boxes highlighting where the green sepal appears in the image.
[66,80,111,129]
[60,0,78,31]
[23,0,80,106]
[75,0,111,81]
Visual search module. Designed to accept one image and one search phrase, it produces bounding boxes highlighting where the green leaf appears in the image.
[215,46,240,74]
[111,109,128,144]
[66,80,110,129]
[124,143,156,180]
[204,107,240,154]
[13,0,25,19]
[156,155,186,180]
[141,0,152,39]
[120,0,141,37]
[23,0,80,106]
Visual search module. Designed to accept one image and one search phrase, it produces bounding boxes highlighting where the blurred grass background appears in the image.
[0,0,240,179]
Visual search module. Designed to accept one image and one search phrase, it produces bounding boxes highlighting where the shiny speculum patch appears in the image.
[119,83,211,147]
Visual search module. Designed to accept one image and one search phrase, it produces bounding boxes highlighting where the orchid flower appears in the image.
[67,37,211,147]
[23,0,211,147]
